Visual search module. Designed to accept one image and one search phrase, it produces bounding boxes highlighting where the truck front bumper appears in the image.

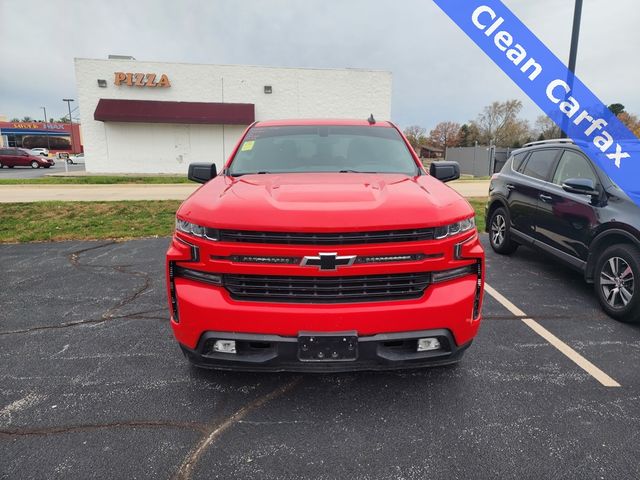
[180,329,471,372]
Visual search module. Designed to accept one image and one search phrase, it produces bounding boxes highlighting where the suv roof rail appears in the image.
[523,138,575,148]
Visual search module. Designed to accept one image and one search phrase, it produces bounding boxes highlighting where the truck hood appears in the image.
[179,173,472,231]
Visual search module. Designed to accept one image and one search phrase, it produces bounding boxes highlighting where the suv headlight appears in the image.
[175,218,219,240]
[435,216,475,239]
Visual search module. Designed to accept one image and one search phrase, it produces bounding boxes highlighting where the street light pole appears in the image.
[63,98,75,173]
[561,0,583,138]
[41,106,51,152]
[567,0,583,77]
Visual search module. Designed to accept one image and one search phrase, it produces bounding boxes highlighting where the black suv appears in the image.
[486,139,639,323]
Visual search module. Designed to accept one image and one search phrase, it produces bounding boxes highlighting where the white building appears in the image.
[74,58,392,174]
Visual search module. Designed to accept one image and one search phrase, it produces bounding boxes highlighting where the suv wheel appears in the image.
[595,244,640,323]
[489,207,518,254]
[31,160,40,169]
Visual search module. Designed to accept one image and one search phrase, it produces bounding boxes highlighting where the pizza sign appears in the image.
[114,72,171,88]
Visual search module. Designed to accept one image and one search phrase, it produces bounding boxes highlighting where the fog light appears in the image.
[213,340,236,354]
[417,337,441,352]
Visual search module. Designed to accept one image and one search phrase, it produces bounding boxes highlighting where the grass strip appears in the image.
[0,198,487,243]
[0,201,182,243]
[467,197,486,232]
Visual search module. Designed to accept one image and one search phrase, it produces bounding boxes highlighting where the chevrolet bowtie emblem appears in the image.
[301,252,357,271]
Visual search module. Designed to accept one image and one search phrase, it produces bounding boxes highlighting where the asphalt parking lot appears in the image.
[1,235,639,479]
[0,163,85,179]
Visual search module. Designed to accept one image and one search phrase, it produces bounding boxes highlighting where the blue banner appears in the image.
[433,0,640,207]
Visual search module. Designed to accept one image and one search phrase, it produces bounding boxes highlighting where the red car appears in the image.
[166,119,485,371]
[0,148,55,168]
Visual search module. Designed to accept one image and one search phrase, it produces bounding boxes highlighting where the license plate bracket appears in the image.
[298,332,358,362]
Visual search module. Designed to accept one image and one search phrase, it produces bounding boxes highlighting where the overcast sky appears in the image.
[1,0,638,130]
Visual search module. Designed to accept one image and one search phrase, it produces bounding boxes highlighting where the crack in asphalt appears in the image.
[172,377,303,480]
[68,241,157,320]
[0,318,113,336]
[0,242,192,447]
[101,266,153,320]
[0,242,166,336]
[67,241,118,267]
[0,420,208,438]
[0,312,164,336]
[2,240,305,478]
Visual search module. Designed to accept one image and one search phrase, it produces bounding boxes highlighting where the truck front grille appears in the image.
[218,228,435,245]
[224,272,431,303]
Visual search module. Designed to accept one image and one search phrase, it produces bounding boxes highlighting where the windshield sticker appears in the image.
[241,140,255,152]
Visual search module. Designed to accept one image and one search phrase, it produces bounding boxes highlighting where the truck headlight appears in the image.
[175,218,219,240]
[435,216,475,239]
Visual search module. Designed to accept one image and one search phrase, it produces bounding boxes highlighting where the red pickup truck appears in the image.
[166,119,485,371]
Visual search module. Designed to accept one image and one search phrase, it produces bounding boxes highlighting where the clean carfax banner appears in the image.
[433,0,640,207]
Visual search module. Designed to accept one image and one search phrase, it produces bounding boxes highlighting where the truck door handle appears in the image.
[539,194,553,202]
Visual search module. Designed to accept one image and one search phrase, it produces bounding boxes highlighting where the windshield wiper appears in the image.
[338,169,379,173]
[230,171,271,177]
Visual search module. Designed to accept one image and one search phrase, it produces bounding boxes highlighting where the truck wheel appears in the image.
[31,161,40,169]
[594,244,640,323]
[488,207,518,254]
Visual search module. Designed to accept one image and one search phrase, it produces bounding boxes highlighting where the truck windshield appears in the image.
[228,125,419,176]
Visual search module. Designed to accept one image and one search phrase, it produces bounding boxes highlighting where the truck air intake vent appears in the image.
[223,272,431,303]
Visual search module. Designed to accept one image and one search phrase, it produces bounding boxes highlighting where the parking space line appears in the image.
[485,283,621,388]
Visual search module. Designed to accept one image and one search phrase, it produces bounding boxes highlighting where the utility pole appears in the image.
[561,0,583,138]
[41,106,51,151]
[62,98,74,173]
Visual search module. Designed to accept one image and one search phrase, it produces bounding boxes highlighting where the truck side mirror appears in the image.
[429,161,460,183]
[188,163,217,183]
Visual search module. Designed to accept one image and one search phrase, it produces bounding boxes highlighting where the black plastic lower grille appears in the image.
[224,272,431,303]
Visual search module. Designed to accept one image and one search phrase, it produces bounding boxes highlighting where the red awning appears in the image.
[93,99,255,125]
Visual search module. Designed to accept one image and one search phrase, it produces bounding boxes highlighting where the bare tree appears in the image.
[534,115,561,140]
[428,121,461,151]
[403,125,428,150]
[471,100,532,147]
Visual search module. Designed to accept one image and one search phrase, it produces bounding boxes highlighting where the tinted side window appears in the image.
[522,149,559,181]
[552,150,598,186]
[0,149,10,155]
[511,152,527,172]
